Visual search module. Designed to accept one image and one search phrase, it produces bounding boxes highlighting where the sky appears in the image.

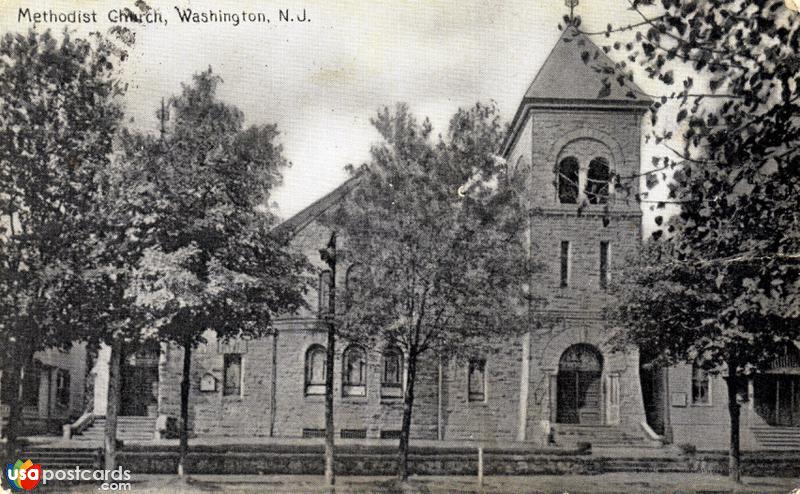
[0,0,678,224]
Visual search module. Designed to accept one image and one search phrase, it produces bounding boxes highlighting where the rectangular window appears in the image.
[55,369,70,409]
[468,359,486,402]
[380,430,402,439]
[319,270,332,314]
[560,241,570,288]
[691,365,710,405]
[223,353,242,396]
[381,347,403,398]
[600,241,610,290]
[302,428,326,438]
[21,363,40,407]
[340,429,367,439]
[305,346,327,396]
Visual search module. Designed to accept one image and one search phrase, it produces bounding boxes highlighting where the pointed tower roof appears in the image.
[524,27,650,103]
[501,27,652,157]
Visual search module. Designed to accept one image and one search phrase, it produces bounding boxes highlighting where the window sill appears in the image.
[342,385,366,398]
[380,386,403,399]
[341,397,369,404]
[690,402,713,407]
[305,384,326,396]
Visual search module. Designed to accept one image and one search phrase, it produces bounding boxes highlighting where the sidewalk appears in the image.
[37,473,800,493]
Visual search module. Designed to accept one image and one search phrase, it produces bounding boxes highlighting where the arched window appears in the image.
[342,345,367,397]
[381,346,403,398]
[344,264,364,311]
[305,345,327,396]
[586,157,611,204]
[691,363,711,405]
[558,157,580,204]
[319,270,332,315]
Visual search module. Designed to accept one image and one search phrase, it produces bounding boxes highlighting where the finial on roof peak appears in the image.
[565,0,580,27]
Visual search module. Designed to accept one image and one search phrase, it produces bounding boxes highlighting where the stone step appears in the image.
[18,448,101,469]
[76,417,156,441]
[552,425,656,448]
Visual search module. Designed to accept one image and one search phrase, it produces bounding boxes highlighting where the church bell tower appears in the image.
[502,12,653,443]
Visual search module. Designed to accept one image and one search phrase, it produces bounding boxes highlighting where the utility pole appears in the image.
[319,232,337,488]
[158,97,168,141]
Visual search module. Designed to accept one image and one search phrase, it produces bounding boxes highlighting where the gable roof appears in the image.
[501,27,652,157]
[274,173,362,238]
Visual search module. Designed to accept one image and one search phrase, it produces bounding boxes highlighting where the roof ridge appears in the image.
[273,172,363,238]
[522,28,576,102]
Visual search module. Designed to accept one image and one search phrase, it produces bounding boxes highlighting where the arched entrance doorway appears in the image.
[557,344,603,425]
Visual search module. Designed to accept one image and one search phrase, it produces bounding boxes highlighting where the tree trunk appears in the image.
[1,353,23,461]
[727,362,741,483]
[104,340,122,471]
[398,350,418,482]
[178,340,192,477]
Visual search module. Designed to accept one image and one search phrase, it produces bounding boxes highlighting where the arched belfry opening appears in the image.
[557,344,603,425]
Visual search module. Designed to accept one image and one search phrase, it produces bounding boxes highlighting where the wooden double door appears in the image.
[556,344,603,425]
[120,345,160,417]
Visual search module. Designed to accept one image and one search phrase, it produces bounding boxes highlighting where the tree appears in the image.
[584,0,800,482]
[0,28,128,460]
[114,68,309,476]
[325,102,536,481]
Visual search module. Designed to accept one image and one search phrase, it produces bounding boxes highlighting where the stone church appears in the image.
[11,27,799,451]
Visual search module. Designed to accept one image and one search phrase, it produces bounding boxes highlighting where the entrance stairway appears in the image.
[552,424,661,448]
[751,426,800,450]
[17,446,101,469]
[75,416,156,442]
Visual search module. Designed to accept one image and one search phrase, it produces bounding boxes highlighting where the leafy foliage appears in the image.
[0,28,129,358]
[330,102,533,362]
[0,28,130,453]
[113,68,310,347]
[591,1,800,481]
[595,0,800,378]
[325,102,539,479]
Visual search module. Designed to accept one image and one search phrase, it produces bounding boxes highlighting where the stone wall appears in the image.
[272,326,447,439]
[442,339,525,442]
[526,109,643,213]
